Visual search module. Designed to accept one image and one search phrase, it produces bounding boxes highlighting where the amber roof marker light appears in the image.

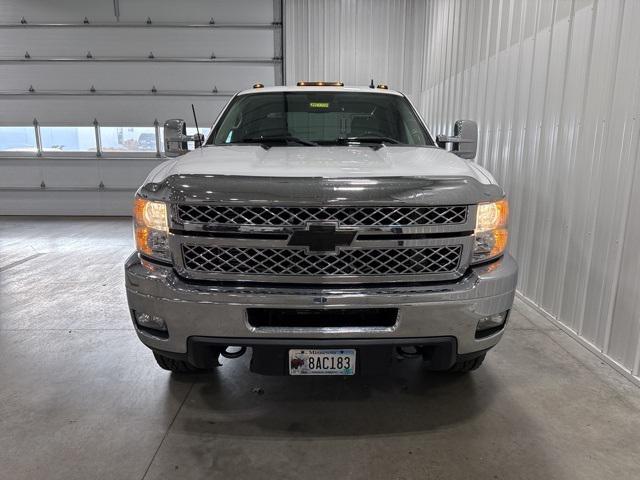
[376,84,389,89]
[296,81,344,87]
[253,83,264,89]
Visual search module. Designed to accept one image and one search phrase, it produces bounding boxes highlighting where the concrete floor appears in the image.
[1,217,639,480]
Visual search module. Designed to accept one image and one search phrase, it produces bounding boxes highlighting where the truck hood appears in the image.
[147,145,497,185]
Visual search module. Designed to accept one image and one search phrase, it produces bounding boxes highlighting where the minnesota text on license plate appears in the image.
[288,349,356,375]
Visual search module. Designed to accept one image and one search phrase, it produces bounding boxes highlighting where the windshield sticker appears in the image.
[309,102,330,108]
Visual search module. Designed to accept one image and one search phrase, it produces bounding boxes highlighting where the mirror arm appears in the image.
[167,133,204,145]
[436,135,474,144]
[436,134,460,144]
[436,120,478,159]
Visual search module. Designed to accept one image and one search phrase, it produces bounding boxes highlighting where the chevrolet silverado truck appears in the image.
[125,82,517,376]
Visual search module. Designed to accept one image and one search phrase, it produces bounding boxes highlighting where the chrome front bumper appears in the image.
[124,253,518,356]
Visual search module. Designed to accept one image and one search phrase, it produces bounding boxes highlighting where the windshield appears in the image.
[209,92,434,147]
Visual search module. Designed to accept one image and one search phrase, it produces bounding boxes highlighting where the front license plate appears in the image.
[289,349,356,376]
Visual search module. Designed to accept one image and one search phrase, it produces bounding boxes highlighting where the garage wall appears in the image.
[0,0,283,215]
[286,0,640,383]
[284,0,428,98]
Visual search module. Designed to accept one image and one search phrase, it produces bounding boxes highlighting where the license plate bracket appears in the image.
[288,348,356,376]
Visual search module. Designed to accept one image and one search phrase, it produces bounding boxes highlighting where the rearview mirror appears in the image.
[163,119,205,157]
[436,119,478,160]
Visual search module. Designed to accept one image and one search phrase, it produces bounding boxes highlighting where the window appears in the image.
[211,92,432,147]
[0,123,213,154]
[0,127,37,152]
[40,127,96,152]
[100,127,157,152]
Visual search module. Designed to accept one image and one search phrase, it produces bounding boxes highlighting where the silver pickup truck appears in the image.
[125,82,517,377]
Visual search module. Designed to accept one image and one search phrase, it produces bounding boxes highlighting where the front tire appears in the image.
[153,352,213,373]
[447,353,486,373]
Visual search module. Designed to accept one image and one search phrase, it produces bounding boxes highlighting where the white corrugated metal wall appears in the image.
[285,0,640,384]
[0,0,282,215]
[285,0,429,101]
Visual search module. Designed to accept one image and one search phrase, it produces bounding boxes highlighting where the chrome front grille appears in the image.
[181,244,463,277]
[176,204,468,227]
[172,201,474,284]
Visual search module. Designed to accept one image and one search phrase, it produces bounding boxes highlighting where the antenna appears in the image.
[191,103,202,148]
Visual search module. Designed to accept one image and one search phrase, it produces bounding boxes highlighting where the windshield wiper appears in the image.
[233,136,318,147]
[345,136,401,145]
[329,136,403,150]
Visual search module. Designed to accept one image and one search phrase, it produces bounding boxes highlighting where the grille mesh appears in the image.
[176,205,467,227]
[181,244,462,276]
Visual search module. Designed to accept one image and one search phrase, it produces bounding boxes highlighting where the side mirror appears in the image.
[436,119,478,160]
[163,119,205,157]
[164,119,188,157]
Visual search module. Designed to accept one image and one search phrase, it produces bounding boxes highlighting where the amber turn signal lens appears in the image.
[472,228,509,264]
[489,228,508,258]
[133,197,145,224]
[135,226,151,256]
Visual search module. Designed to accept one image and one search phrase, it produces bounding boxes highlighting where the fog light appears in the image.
[135,312,167,332]
[475,310,509,338]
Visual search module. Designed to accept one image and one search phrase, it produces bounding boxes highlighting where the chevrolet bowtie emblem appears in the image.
[288,223,356,254]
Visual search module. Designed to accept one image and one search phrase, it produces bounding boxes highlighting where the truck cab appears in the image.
[125,83,517,376]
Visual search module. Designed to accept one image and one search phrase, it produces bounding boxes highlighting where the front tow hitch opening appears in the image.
[221,346,247,359]
[415,342,457,370]
[395,346,423,359]
[395,344,458,371]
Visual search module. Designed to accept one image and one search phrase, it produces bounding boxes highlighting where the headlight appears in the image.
[133,197,170,261]
[473,199,508,264]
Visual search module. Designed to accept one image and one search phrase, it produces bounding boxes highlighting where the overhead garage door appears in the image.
[0,0,283,215]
